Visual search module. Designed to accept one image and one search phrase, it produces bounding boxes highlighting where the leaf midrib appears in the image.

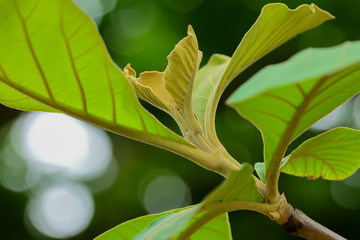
[266,75,328,201]
[13,1,55,104]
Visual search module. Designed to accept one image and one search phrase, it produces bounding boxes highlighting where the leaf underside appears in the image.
[95,205,232,240]
[0,0,191,150]
[197,3,334,140]
[282,127,360,180]
[228,41,360,179]
[203,163,265,206]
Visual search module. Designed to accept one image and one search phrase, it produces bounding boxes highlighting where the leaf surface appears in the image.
[254,162,266,183]
[228,41,360,182]
[203,163,265,206]
[95,206,232,240]
[192,54,230,133]
[189,213,232,240]
[204,3,334,139]
[0,0,191,150]
[132,207,199,240]
[95,206,198,240]
[164,25,202,124]
[282,127,360,180]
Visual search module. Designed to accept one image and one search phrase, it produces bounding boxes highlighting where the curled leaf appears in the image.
[124,64,175,112]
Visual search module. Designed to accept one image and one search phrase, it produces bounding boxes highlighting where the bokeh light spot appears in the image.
[12,112,113,181]
[140,170,191,214]
[24,113,89,169]
[26,183,94,239]
[103,4,158,56]
[73,0,104,24]
[331,181,360,209]
[343,169,360,188]
[310,103,348,131]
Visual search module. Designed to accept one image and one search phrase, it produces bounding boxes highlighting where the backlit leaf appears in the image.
[192,54,230,134]
[228,41,360,186]
[95,206,198,240]
[175,212,232,240]
[204,3,333,141]
[203,163,265,206]
[189,213,232,240]
[132,206,200,240]
[282,127,360,180]
[164,25,202,126]
[0,0,193,153]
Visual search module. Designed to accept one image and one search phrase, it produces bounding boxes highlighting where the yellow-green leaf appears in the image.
[124,64,175,112]
[282,127,360,180]
[95,206,198,240]
[189,213,232,240]
[0,0,193,153]
[164,25,202,124]
[205,3,333,140]
[203,163,265,206]
[192,54,230,134]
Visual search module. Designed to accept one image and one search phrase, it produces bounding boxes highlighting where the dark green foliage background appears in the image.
[0,0,359,239]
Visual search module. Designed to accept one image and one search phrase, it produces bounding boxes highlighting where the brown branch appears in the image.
[282,208,346,240]
[270,200,347,240]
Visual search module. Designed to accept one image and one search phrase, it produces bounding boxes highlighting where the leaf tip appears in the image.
[187,25,195,36]
[123,64,136,78]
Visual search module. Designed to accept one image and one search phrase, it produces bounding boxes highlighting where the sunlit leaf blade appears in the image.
[0,82,57,112]
[164,25,202,122]
[175,212,232,240]
[133,206,200,240]
[206,3,333,140]
[203,164,265,205]
[192,54,230,133]
[0,0,191,149]
[95,206,199,240]
[189,213,232,240]
[228,41,360,179]
[282,127,360,180]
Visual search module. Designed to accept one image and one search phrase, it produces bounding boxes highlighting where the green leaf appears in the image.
[95,206,199,240]
[228,41,360,191]
[254,162,266,183]
[203,3,334,140]
[189,213,232,240]
[192,54,230,134]
[0,0,192,152]
[133,206,200,240]
[176,212,232,240]
[164,25,202,128]
[175,164,267,239]
[203,163,265,206]
[282,127,360,180]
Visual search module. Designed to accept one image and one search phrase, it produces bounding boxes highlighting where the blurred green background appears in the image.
[1,0,360,239]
